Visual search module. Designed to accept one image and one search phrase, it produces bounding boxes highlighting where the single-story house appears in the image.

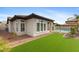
[7,13,54,36]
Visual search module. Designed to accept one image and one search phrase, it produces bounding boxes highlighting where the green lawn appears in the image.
[11,32,79,52]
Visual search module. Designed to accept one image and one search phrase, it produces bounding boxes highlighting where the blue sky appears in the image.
[0,7,79,24]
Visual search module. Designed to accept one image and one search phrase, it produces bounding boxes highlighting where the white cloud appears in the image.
[0,8,74,24]
[35,9,74,24]
[54,13,74,24]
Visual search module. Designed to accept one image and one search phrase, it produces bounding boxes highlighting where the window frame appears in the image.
[44,23,46,31]
[37,20,47,32]
[16,22,18,32]
[21,21,25,32]
[37,23,40,31]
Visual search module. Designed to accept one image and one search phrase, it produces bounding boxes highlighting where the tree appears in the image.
[75,14,79,31]
[74,14,79,19]
[0,37,11,52]
[70,26,76,37]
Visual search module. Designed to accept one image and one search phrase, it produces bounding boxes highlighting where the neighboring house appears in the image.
[7,13,54,36]
[0,21,7,30]
[55,17,79,32]
[53,23,60,30]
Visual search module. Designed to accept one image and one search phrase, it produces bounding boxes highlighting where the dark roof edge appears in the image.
[7,13,54,24]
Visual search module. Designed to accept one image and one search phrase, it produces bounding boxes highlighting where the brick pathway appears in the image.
[0,30,52,48]
[0,30,32,42]
[9,32,52,48]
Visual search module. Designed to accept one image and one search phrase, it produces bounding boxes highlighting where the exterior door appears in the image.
[21,23,25,32]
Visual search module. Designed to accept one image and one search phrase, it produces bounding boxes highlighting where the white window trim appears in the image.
[21,22,25,32]
[36,20,47,33]
[15,21,19,32]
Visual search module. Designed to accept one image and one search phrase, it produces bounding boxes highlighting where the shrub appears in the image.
[0,37,11,52]
[11,32,17,37]
[70,27,76,37]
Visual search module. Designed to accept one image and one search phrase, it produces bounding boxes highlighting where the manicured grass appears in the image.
[11,32,79,52]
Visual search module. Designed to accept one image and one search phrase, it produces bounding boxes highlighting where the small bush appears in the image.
[70,27,76,37]
[11,32,17,37]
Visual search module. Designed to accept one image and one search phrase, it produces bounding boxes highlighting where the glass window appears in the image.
[37,21,46,32]
[41,23,43,31]
[21,23,25,32]
[44,24,46,31]
[37,23,40,31]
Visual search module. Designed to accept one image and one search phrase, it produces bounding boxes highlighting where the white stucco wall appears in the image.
[13,19,27,36]
[8,21,13,32]
[9,19,35,36]
[25,18,50,36]
[25,18,36,36]
[8,18,54,36]
[33,19,50,36]
[0,23,7,30]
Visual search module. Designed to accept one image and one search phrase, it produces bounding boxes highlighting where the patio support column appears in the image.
[46,22,47,31]
[53,24,56,31]
[8,21,11,32]
[51,22,53,31]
